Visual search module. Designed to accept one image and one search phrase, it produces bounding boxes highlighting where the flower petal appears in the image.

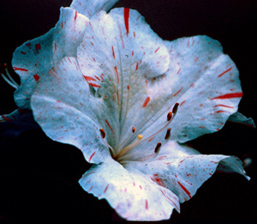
[31,57,112,164]
[228,111,256,128]
[125,141,249,203]
[53,7,89,64]
[163,35,243,142]
[70,0,119,18]
[79,158,180,221]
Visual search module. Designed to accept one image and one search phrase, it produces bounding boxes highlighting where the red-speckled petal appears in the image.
[70,0,119,18]
[125,141,249,203]
[31,57,112,164]
[79,158,180,221]
[162,35,243,142]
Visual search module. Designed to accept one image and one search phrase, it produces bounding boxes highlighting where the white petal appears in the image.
[163,35,243,142]
[228,111,256,128]
[79,158,180,221]
[31,57,112,164]
[53,7,89,63]
[125,141,249,203]
[70,0,119,18]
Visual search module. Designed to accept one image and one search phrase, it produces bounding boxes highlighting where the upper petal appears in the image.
[31,56,112,164]
[79,158,180,221]
[163,35,243,142]
[70,0,119,18]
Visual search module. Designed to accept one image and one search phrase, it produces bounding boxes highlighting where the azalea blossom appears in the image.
[24,5,252,221]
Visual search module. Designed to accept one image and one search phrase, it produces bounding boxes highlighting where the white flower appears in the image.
[28,7,250,221]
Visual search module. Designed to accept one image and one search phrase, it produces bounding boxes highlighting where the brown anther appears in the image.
[100,128,106,138]
[172,103,179,114]
[154,142,162,154]
[165,128,171,140]
[167,112,172,121]
[132,127,136,133]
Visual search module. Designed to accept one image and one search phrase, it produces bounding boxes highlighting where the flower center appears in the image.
[99,103,179,163]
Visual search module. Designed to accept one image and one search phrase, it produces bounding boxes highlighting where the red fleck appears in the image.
[74,11,78,21]
[21,51,26,55]
[215,110,227,114]
[112,46,116,59]
[194,56,199,63]
[83,75,97,82]
[136,62,139,70]
[88,151,96,163]
[13,67,28,72]
[173,87,183,97]
[105,119,115,136]
[88,83,101,88]
[218,67,232,78]
[1,115,11,122]
[177,68,181,74]
[180,100,186,106]
[94,76,101,81]
[114,66,119,84]
[127,85,130,90]
[177,181,191,198]
[214,104,233,108]
[54,43,57,52]
[211,92,243,100]
[132,50,134,56]
[104,184,109,193]
[155,46,160,53]
[88,186,93,192]
[152,174,165,187]
[145,200,149,210]
[35,43,41,52]
[124,8,130,36]
[142,96,151,108]
[33,74,40,81]
[133,31,136,38]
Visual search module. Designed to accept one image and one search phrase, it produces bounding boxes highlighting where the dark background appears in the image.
[0,0,257,223]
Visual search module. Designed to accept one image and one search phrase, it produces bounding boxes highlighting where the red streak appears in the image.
[1,115,11,122]
[124,8,130,36]
[211,92,243,100]
[114,66,119,84]
[145,200,149,210]
[155,46,160,53]
[218,67,232,78]
[35,43,41,51]
[88,83,101,88]
[142,96,151,108]
[21,51,26,55]
[105,119,114,135]
[33,74,40,81]
[74,11,78,21]
[104,184,109,193]
[215,110,227,114]
[88,151,96,163]
[136,62,139,70]
[83,75,97,82]
[214,104,234,108]
[13,67,28,72]
[112,46,115,59]
[177,181,191,198]
[173,87,183,97]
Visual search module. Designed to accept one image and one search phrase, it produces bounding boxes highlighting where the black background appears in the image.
[0,0,257,223]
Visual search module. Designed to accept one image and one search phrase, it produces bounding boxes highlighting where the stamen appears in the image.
[167,112,172,121]
[99,128,115,156]
[0,63,19,89]
[100,128,106,138]
[132,127,136,133]
[172,102,179,114]
[165,128,171,140]
[154,142,162,154]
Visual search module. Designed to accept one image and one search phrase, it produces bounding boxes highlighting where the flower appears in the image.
[29,7,250,221]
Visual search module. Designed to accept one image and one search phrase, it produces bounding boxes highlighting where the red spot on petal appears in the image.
[112,46,115,59]
[215,110,227,114]
[142,96,151,108]
[105,119,114,136]
[88,151,96,163]
[218,67,232,78]
[180,100,186,106]
[35,43,41,52]
[83,76,97,82]
[21,51,26,55]
[177,181,191,198]
[155,46,160,53]
[211,92,243,100]
[177,68,181,74]
[124,8,130,36]
[173,87,183,97]
[104,184,109,193]
[127,85,130,90]
[33,74,40,81]
[88,83,101,88]
[145,200,149,210]
[114,66,119,84]
[1,115,12,122]
[214,104,234,108]
[136,62,139,70]
[74,11,78,21]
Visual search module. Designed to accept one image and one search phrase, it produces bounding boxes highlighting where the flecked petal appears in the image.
[163,35,243,142]
[31,57,112,164]
[79,158,180,221]
[70,0,119,18]
[53,7,89,63]
[125,141,249,203]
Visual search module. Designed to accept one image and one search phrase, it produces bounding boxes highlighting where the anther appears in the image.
[138,134,143,140]
[132,127,136,133]
[165,128,171,140]
[172,103,179,114]
[100,128,106,138]
[167,112,172,121]
[154,142,162,154]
